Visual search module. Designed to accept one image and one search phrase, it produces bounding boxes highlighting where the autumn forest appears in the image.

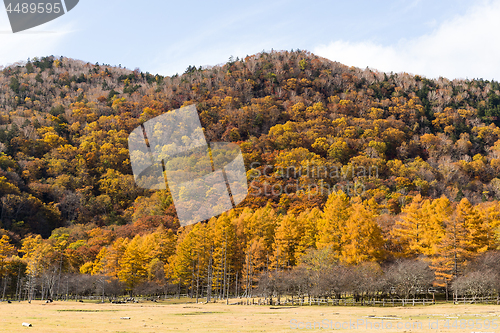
[0,50,500,302]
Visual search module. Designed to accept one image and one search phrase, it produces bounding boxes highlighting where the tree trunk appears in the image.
[190,257,195,299]
[223,231,227,301]
[195,253,200,303]
[15,265,21,301]
[1,276,8,301]
[235,272,238,298]
[207,247,213,303]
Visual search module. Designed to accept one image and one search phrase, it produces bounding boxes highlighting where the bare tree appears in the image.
[384,259,434,299]
[452,251,500,298]
[452,271,495,300]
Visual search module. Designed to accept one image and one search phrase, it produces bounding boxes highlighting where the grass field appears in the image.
[1,299,500,332]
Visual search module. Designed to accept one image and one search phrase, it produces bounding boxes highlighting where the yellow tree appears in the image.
[236,204,279,296]
[0,235,15,283]
[430,211,464,292]
[457,198,488,254]
[101,237,129,278]
[478,201,500,249]
[209,212,237,299]
[340,198,385,264]
[148,225,177,264]
[166,225,195,289]
[316,191,351,259]
[241,203,278,257]
[90,247,108,275]
[391,195,427,256]
[430,199,485,290]
[273,214,302,269]
[166,223,212,297]
[118,235,149,290]
[48,233,69,273]
[241,237,267,297]
[20,235,48,301]
[425,197,451,255]
[20,235,43,276]
[295,208,322,262]
[391,195,448,257]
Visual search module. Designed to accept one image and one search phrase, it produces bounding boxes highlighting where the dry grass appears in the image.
[1,299,500,332]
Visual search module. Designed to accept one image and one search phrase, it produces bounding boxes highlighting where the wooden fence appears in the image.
[230,297,436,307]
[453,296,500,305]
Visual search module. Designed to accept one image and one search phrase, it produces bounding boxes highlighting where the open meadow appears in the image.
[1,299,500,332]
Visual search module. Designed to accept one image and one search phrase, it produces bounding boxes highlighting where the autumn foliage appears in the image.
[0,51,500,298]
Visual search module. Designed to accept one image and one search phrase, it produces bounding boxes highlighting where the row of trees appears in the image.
[2,50,500,301]
[0,190,499,300]
[258,251,500,303]
[257,255,435,303]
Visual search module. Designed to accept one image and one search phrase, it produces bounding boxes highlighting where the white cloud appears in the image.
[314,0,500,80]
[0,10,72,68]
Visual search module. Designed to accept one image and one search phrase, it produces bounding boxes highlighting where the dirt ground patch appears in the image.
[0,300,499,332]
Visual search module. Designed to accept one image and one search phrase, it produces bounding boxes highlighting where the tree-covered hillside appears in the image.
[1,50,499,237]
[1,50,500,300]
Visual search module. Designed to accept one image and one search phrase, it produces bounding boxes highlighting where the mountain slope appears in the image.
[0,50,499,238]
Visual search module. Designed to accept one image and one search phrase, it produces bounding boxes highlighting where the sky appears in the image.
[0,0,499,80]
